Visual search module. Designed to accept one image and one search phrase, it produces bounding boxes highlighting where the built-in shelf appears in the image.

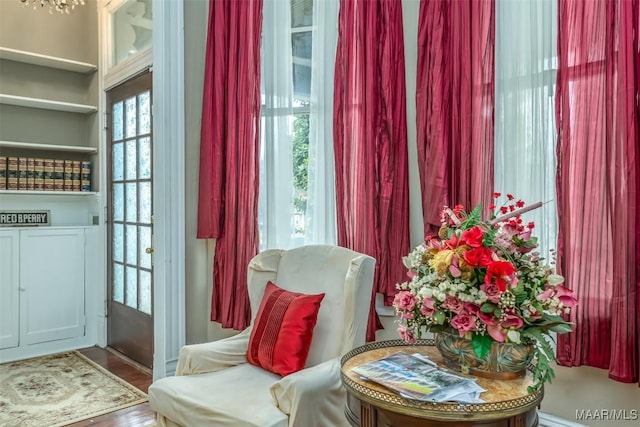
[0,47,97,74]
[0,141,98,154]
[0,94,97,114]
[0,190,98,196]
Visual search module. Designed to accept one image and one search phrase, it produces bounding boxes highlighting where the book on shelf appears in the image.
[26,157,35,190]
[81,160,91,191]
[351,351,485,403]
[34,158,44,190]
[72,160,81,191]
[7,157,18,190]
[63,160,73,191]
[0,156,6,190]
[17,157,28,190]
[44,158,54,191]
[53,159,65,191]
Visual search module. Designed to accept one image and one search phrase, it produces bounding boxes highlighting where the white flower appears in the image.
[547,274,565,286]
[418,287,433,298]
[507,330,521,344]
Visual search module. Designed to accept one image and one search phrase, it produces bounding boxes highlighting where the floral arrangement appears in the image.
[393,193,577,392]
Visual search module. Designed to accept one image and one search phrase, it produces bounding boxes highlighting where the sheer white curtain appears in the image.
[305,0,338,245]
[494,0,558,259]
[260,0,338,250]
[260,0,296,250]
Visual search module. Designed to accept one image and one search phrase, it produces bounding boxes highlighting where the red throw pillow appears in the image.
[247,281,325,376]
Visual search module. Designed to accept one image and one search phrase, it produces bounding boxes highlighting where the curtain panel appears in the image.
[197,0,263,330]
[333,0,411,341]
[555,0,639,383]
[415,0,495,236]
[494,0,558,261]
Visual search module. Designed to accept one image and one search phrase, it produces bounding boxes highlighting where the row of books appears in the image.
[0,156,92,192]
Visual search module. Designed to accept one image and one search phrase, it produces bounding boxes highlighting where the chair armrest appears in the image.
[270,358,349,427]
[175,329,251,376]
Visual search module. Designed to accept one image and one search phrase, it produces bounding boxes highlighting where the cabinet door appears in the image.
[0,230,20,350]
[19,228,85,345]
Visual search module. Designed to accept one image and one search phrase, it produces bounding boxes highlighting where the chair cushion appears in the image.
[148,364,288,427]
[247,281,325,376]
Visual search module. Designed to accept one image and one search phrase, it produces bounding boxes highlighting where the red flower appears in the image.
[485,260,516,292]
[488,204,496,210]
[493,192,502,198]
[463,246,493,268]
[460,226,484,247]
[445,233,460,249]
[507,193,514,200]
[516,200,525,208]
[527,222,535,229]
[500,206,508,214]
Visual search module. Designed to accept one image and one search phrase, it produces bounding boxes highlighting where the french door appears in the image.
[106,71,153,368]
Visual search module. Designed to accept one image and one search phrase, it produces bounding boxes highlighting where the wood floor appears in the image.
[68,346,156,427]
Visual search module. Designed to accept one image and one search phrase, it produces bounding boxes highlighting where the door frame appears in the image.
[98,0,185,380]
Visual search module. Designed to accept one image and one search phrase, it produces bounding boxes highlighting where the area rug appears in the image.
[0,351,148,427]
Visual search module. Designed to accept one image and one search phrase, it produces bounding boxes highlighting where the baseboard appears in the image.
[539,412,589,427]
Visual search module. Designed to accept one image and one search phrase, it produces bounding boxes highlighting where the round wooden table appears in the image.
[341,340,543,427]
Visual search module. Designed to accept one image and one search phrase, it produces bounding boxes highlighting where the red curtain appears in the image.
[555,0,639,384]
[333,0,410,341]
[415,0,495,236]
[197,0,262,330]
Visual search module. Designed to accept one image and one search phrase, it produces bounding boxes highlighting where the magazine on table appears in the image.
[351,351,485,403]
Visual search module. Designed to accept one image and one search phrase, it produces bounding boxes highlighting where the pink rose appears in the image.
[420,297,435,317]
[480,282,502,303]
[442,296,465,314]
[398,325,416,343]
[393,291,417,312]
[450,314,477,336]
[462,303,497,327]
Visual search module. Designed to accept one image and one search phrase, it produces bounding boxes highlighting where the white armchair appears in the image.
[148,245,376,427]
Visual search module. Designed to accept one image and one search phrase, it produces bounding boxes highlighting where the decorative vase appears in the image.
[434,330,534,380]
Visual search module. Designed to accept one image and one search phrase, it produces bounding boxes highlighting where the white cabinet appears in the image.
[0,227,96,361]
[19,228,85,345]
[0,230,19,349]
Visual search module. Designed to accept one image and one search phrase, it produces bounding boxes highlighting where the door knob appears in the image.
[145,247,154,254]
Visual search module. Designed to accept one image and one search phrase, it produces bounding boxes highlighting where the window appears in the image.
[494,0,558,260]
[261,0,336,250]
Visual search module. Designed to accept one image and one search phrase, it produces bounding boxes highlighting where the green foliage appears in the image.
[480,302,497,313]
[522,327,557,393]
[292,114,309,193]
[472,334,493,359]
[461,204,483,228]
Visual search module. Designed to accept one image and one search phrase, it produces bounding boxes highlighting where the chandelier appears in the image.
[20,0,85,14]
